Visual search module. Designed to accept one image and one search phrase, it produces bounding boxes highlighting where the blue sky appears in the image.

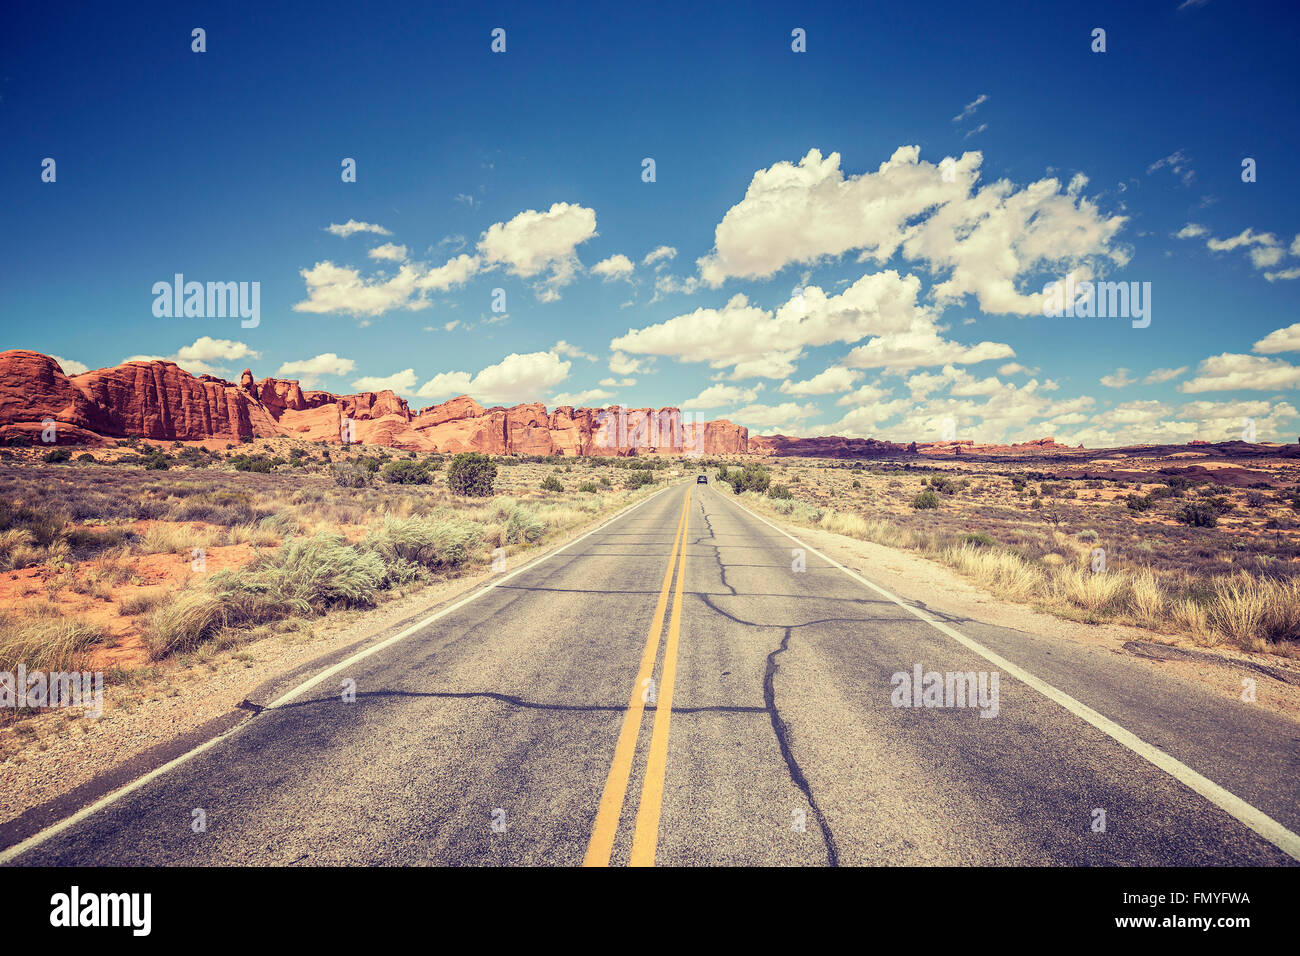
[3,0,1299,445]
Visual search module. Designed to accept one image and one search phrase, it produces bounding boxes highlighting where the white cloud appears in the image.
[126,337,260,379]
[694,146,1127,317]
[729,402,820,430]
[997,362,1039,376]
[368,243,409,262]
[612,270,992,379]
[553,340,597,361]
[1142,366,1187,384]
[1179,353,1300,392]
[1100,368,1137,388]
[642,245,677,266]
[476,202,597,300]
[1175,223,1208,239]
[778,367,861,396]
[599,377,636,387]
[351,369,419,394]
[275,353,356,388]
[681,383,764,409]
[591,254,634,280]
[1254,322,1300,354]
[327,220,391,238]
[952,94,988,123]
[550,388,614,406]
[50,355,89,376]
[416,349,572,405]
[1147,150,1195,186]
[609,351,649,376]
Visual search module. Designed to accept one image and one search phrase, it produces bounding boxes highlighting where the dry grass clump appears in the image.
[0,612,110,671]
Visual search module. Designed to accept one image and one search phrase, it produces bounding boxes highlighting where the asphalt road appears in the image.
[7,480,1300,866]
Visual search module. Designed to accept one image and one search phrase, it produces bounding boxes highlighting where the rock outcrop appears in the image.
[0,349,749,455]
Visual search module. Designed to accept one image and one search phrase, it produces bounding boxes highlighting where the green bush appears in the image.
[726,464,771,495]
[912,489,940,510]
[364,515,484,570]
[42,447,72,463]
[331,462,372,488]
[503,507,547,545]
[578,482,599,493]
[540,473,564,492]
[382,459,434,484]
[447,452,497,497]
[626,470,656,489]
[768,484,793,500]
[1177,502,1218,528]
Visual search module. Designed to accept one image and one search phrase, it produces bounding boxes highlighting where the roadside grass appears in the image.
[735,488,1300,653]
[0,613,110,672]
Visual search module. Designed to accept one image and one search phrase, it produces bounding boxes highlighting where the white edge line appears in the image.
[0,482,680,866]
[714,487,1300,863]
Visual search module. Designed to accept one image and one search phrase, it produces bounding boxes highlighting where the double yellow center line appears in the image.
[583,486,690,867]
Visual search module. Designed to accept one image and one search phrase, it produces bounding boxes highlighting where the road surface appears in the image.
[5,480,1299,866]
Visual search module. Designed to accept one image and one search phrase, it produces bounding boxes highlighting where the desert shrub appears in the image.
[1177,502,1218,528]
[912,489,940,510]
[768,484,793,500]
[625,470,656,489]
[229,454,274,473]
[726,464,770,495]
[1125,494,1154,512]
[331,462,372,488]
[382,459,434,485]
[447,453,497,497]
[540,473,564,492]
[578,481,598,493]
[43,448,72,464]
[1245,491,1268,509]
[502,506,547,545]
[118,587,169,616]
[928,476,958,495]
[851,479,862,489]
[961,531,996,548]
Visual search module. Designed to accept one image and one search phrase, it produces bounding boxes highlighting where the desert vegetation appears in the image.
[0,439,670,678]
[721,455,1300,655]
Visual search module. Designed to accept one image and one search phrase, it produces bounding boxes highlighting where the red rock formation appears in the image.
[0,350,114,440]
[0,350,748,454]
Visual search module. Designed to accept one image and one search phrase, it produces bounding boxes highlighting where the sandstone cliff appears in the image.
[0,350,748,455]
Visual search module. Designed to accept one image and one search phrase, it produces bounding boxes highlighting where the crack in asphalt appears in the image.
[765,626,840,866]
[273,688,766,715]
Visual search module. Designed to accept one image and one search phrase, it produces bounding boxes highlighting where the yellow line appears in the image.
[629,487,690,866]
[582,487,689,867]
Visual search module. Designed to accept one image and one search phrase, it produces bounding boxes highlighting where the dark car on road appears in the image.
[696,474,708,484]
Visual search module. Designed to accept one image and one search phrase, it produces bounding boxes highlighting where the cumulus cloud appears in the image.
[1179,353,1300,392]
[551,388,614,406]
[415,348,572,405]
[476,202,597,300]
[553,340,597,361]
[351,369,419,394]
[681,383,764,409]
[694,146,1127,316]
[275,353,356,388]
[729,402,820,430]
[1181,226,1300,278]
[126,337,261,378]
[1100,368,1137,388]
[778,367,862,396]
[50,355,89,375]
[1254,322,1300,354]
[367,243,409,262]
[642,245,677,266]
[612,270,1002,379]
[591,254,634,280]
[327,220,392,238]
